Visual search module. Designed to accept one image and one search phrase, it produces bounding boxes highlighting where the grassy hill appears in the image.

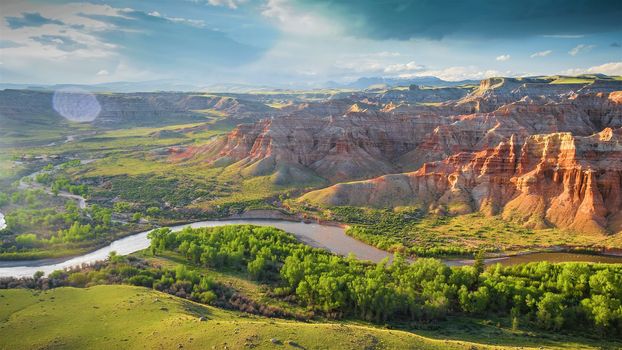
[0,285,535,350]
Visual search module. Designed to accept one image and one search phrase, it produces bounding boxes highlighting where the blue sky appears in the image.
[0,0,620,86]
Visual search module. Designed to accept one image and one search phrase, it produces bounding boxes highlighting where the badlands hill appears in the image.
[3,75,621,234]
[188,75,622,234]
[301,89,622,234]
[303,126,622,235]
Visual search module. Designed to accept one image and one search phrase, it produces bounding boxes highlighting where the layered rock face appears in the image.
[279,98,369,117]
[174,77,622,234]
[398,91,622,170]
[373,85,473,104]
[194,90,622,185]
[455,76,622,113]
[176,112,451,183]
[302,127,622,234]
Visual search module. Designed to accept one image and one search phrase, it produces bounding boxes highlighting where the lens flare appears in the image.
[52,88,101,122]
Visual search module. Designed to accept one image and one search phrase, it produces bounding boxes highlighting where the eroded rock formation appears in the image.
[174,112,451,183]
[302,127,622,234]
[172,77,622,234]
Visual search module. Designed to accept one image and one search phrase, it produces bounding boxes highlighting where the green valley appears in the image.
[2,3,622,346]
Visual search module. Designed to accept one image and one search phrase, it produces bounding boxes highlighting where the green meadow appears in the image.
[0,285,531,350]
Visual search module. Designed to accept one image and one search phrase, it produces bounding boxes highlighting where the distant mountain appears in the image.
[1,76,480,93]
[0,80,277,93]
[326,76,479,90]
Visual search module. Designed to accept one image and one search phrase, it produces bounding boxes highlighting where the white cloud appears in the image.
[261,0,341,36]
[569,44,595,56]
[384,61,423,73]
[560,62,622,76]
[402,66,507,81]
[332,57,418,75]
[0,2,127,62]
[530,50,552,58]
[206,0,246,9]
[334,59,383,73]
[375,51,401,57]
[496,54,511,62]
[543,34,585,39]
[148,10,205,27]
[0,2,156,83]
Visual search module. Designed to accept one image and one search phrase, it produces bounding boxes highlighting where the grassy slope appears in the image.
[140,250,311,316]
[0,285,533,350]
[422,213,617,251]
[0,112,92,148]
[138,252,621,349]
[14,122,226,157]
[549,75,622,84]
[295,202,622,253]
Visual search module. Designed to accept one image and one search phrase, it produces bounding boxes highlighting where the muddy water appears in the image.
[0,219,391,278]
[2,219,621,278]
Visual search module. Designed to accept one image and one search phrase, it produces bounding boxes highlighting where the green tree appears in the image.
[536,292,566,330]
[473,250,485,276]
[581,295,621,330]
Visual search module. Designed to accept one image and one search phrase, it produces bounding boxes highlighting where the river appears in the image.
[4,160,622,278]
[17,159,96,209]
[2,218,622,278]
[0,219,391,278]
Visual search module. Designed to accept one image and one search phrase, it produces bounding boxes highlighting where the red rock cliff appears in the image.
[302,128,622,234]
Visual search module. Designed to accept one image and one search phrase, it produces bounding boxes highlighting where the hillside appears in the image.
[0,90,280,130]
[301,127,622,234]
[3,76,622,259]
[454,75,622,113]
[156,77,622,236]
[0,285,542,350]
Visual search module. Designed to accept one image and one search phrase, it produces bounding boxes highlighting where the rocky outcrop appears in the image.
[302,128,622,234]
[175,111,452,183]
[398,91,622,170]
[181,88,622,194]
[279,98,376,117]
[455,76,622,113]
[372,85,473,104]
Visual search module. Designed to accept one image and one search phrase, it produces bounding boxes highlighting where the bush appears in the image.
[128,274,154,287]
[15,233,42,247]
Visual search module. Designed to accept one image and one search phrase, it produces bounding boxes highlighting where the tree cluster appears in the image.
[150,225,622,335]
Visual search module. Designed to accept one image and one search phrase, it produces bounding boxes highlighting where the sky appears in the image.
[0,0,621,87]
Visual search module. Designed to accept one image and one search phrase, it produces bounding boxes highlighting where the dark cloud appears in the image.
[80,10,266,68]
[291,0,622,40]
[31,35,87,52]
[612,42,622,48]
[5,12,63,29]
[0,40,23,48]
